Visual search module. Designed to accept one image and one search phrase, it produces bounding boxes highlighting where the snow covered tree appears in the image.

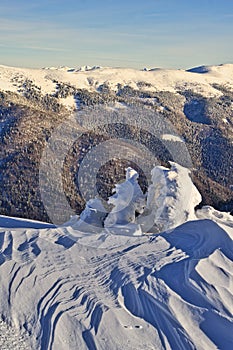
[138,163,202,233]
[104,167,145,235]
[73,198,107,233]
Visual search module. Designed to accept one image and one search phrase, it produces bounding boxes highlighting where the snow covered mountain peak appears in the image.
[187,63,233,79]
[42,65,102,72]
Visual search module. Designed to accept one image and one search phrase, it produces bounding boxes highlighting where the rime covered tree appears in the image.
[104,167,145,235]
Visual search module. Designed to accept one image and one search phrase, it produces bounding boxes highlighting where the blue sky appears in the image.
[0,0,233,69]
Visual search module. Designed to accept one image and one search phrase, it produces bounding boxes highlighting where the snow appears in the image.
[0,320,30,350]
[58,95,76,110]
[0,65,55,95]
[105,101,127,112]
[0,162,232,349]
[196,206,233,239]
[0,215,232,349]
[0,61,233,347]
[104,167,145,236]
[138,163,202,233]
[72,198,107,234]
[42,65,102,72]
[1,63,233,109]
[162,134,184,142]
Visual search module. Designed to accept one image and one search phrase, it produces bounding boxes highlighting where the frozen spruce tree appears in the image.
[104,168,145,236]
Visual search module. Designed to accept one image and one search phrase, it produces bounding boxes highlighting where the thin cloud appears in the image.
[0,18,152,50]
[0,43,67,52]
[23,46,67,52]
[145,12,165,18]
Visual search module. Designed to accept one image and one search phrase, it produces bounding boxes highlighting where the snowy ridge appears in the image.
[42,65,102,72]
[1,63,233,105]
[0,164,233,349]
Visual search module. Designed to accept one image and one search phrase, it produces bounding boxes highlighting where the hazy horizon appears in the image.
[0,0,233,69]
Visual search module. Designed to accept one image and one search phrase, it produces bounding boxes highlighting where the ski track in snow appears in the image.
[0,216,233,350]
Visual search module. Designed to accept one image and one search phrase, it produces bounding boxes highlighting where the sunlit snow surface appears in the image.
[0,165,233,349]
[1,63,233,349]
[0,207,233,350]
[1,63,233,109]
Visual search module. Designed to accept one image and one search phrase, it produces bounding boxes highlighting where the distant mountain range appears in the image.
[0,63,232,222]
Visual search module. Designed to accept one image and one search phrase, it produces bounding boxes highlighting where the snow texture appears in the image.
[138,163,202,233]
[1,63,233,108]
[104,167,145,236]
[0,163,232,349]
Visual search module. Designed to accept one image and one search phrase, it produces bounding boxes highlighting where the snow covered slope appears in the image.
[0,166,233,349]
[0,214,232,350]
[1,63,233,108]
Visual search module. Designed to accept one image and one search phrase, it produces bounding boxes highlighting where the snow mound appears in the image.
[139,163,202,233]
[72,198,107,234]
[186,65,211,74]
[76,65,102,72]
[187,63,233,79]
[196,205,233,238]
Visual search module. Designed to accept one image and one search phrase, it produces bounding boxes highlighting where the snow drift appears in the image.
[0,163,232,349]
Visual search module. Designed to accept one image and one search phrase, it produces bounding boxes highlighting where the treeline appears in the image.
[0,80,232,222]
